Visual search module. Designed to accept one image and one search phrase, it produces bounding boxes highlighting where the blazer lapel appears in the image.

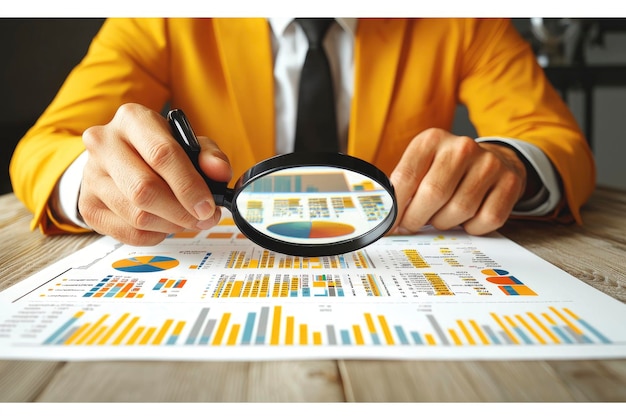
[214,18,275,162]
[349,19,408,162]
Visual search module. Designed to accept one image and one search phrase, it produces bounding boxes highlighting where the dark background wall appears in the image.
[2,18,625,197]
[0,18,104,195]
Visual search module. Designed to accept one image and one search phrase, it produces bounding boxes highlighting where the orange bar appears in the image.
[116,283,135,298]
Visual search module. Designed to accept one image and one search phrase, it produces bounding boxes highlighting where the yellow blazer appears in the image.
[10,18,596,234]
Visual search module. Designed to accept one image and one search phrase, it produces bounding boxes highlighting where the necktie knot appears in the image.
[296,18,334,49]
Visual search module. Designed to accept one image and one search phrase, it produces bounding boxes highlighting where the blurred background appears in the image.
[1,18,625,196]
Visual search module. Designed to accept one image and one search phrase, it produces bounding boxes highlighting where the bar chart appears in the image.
[38,302,612,348]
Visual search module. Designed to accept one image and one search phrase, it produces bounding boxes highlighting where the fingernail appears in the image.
[193,200,214,220]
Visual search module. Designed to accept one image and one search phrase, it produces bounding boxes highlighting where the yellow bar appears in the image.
[490,312,519,344]
[152,319,174,345]
[448,329,462,345]
[139,327,156,345]
[165,280,175,289]
[242,280,253,297]
[377,315,395,345]
[364,313,376,333]
[469,320,490,345]
[126,326,145,345]
[352,325,365,345]
[367,275,380,296]
[86,326,107,345]
[172,321,186,338]
[456,320,476,345]
[75,314,110,345]
[97,313,130,345]
[425,333,436,345]
[542,312,557,325]
[550,306,584,335]
[212,313,232,346]
[313,331,322,345]
[64,323,91,345]
[299,324,308,345]
[213,277,226,298]
[285,316,295,345]
[515,314,546,344]
[248,259,259,268]
[230,281,243,297]
[260,275,269,298]
[270,306,282,345]
[227,324,240,346]
[113,316,140,345]
[527,312,560,343]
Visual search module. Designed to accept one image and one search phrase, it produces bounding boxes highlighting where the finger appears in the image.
[388,133,435,233]
[197,136,233,183]
[83,122,203,231]
[428,153,500,231]
[463,169,523,235]
[78,181,174,247]
[115,104,219,223]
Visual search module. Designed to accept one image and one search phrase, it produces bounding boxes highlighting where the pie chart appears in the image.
[112,256,180,273]
[266,221,355,239]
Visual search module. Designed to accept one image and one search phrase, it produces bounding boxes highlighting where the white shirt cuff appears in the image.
[55,151,91,229]
[475,137,562,216]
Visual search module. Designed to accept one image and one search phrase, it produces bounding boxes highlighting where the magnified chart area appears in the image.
[236,167,394,244]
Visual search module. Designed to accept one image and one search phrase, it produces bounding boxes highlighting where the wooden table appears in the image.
[1,188,625,402]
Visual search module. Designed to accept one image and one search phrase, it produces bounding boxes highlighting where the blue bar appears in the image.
[577,319,611,344]
[166,335,178,345]
[154,281,164,291]
[551,326,573,344]
[395,325,410,345]
[43,314,81,344]
[241,312,257,345]
[512,327,533,344]
[410,331,423,345]
[340,329,351,345]
[371,333,381,345]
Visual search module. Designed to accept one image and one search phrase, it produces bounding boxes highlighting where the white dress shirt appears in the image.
[54,17,561,229]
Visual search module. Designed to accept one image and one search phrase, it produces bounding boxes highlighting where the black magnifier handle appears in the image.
[166,109,230,207]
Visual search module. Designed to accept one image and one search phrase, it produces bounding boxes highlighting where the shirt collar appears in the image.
[268,18,358,38]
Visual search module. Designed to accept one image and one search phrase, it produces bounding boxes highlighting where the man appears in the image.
[9,18,596,246]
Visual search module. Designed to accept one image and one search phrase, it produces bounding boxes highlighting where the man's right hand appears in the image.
[78,103,233,246]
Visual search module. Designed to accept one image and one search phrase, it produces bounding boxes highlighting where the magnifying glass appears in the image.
[167,109,397,257]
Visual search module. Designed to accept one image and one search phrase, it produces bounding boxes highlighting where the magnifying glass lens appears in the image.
[230,153,397,257]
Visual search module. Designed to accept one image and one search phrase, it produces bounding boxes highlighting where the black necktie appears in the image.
[294,18,339,153]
